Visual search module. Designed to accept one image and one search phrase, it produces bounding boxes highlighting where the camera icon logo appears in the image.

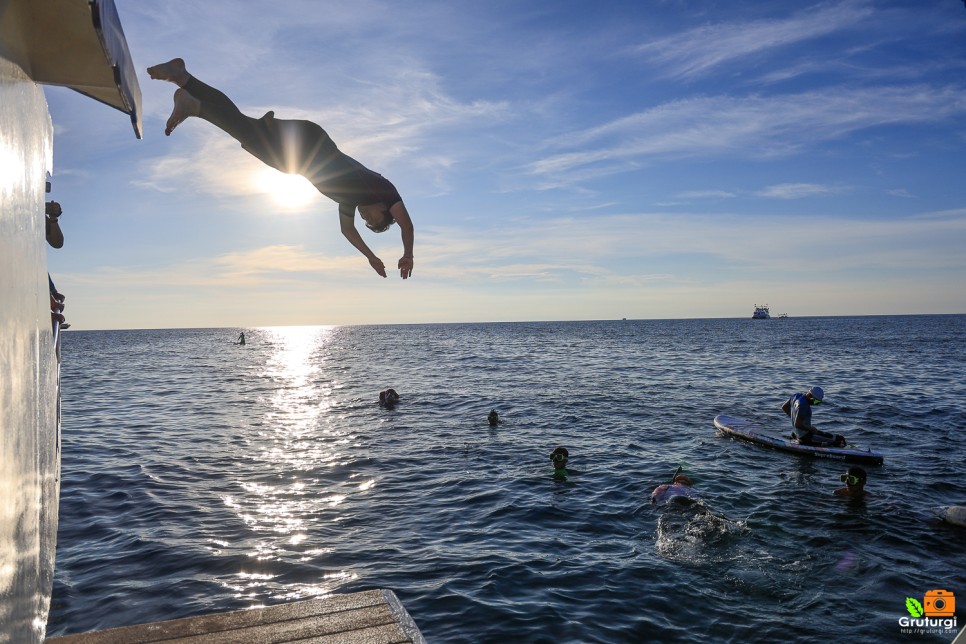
[923,589,955,617]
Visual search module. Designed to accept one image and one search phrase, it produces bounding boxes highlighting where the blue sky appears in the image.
[45,0,966,329]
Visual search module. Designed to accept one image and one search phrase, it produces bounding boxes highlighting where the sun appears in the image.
[255,168,319,209]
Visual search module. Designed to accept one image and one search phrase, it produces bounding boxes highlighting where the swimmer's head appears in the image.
[549,447,569,467]
[840,466,867,487]
[673,473,693,486]
[806,386,824,404]
[487,410,499,425]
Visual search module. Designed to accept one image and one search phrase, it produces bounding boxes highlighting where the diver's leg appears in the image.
[180,76,260,140]
[148,58,262,144]
[160,89,200,136]
[147,58,190,86]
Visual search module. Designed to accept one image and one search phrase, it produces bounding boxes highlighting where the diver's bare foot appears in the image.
[165,88,201,136]
[147,58,189,86]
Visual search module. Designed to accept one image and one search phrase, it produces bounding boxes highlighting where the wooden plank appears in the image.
[46,589,425,644]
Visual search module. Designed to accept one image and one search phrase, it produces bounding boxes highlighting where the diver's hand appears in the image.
[369,256,387,277]
[398,256,413,279]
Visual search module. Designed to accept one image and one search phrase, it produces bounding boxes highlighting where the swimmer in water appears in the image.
[550,447,570,479]
[833,466,870,499]
[379,388,400,406]
[651,471,701,506]
[487,410,501,426]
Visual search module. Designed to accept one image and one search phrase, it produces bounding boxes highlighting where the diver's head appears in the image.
[359,202,395,233]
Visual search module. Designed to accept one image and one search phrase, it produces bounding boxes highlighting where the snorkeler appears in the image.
[834,466,870,499]
[550,447,570,479]
[487,410,501,426]
[651,470,702,506]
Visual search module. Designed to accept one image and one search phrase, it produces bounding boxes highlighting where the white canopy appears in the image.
[0,0,142,138]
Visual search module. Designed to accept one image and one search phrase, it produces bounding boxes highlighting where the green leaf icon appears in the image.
[906,597,924,617]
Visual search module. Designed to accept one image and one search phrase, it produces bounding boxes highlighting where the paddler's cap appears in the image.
[807,386,824,403]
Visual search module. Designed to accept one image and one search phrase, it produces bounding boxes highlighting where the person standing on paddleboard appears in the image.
[782,386,846,447]
[147,58,414,280]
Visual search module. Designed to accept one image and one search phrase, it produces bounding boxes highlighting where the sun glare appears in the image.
[255,168,319,209]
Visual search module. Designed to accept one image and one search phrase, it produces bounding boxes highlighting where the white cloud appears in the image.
[676,190,737,200]
[755,183,843,199]
[630,0,873,80]
[527,85,966,184]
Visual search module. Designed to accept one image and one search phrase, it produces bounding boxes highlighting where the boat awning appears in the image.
[0,0,142,138]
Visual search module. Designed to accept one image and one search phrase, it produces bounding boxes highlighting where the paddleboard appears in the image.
[714,414,884,465]
[940,506,966,527]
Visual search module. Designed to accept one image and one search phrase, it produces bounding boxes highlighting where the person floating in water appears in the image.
[549,447,571,479]
[237,332,246,345]
[651,471,701,506]
[147,58,414,279]
[487,410,501,426]
[834,466,870,499]
[379,388,400,406]
[781,386,846,447]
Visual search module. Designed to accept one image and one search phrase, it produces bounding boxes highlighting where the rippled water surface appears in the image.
[47,317,966,643]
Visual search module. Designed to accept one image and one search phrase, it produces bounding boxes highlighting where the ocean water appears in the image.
[45,316,966,643]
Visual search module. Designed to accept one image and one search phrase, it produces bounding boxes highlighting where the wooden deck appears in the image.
[46,589,425,644]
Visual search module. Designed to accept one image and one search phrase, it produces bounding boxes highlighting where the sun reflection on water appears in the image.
[217,325,372,603]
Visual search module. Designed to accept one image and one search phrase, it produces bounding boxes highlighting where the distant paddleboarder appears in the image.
[147,58,414,279]
[237,332,246,345]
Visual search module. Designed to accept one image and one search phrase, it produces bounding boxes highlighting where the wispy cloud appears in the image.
[676,190,737,200]
[527,85,966,185]
[887,188,915,199]
[755,183,844,199]
[630,0,873,80]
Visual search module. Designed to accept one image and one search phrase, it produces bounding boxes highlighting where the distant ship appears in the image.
[752,304,770,320]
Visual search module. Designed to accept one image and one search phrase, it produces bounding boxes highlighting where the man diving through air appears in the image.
[147,58,414,279]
